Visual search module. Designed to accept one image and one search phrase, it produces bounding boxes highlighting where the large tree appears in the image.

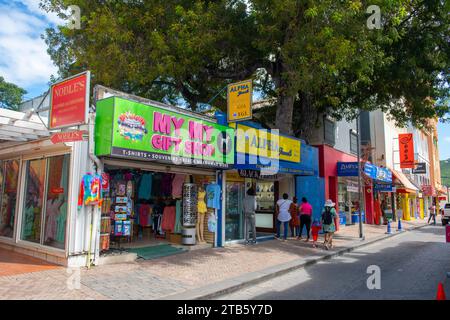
[42,0,449,138]
[0,77,27,111]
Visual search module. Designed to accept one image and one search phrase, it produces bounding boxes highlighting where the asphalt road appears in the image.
[216,224,450,300]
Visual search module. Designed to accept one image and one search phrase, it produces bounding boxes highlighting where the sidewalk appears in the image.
[0,219,429,300]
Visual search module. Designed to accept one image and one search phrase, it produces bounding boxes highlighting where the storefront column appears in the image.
[329,176,339,231]
[364,184,374,224]
[419,198,424,219]
[402,194,411,221]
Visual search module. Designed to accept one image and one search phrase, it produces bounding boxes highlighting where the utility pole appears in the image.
[356,111,364,239]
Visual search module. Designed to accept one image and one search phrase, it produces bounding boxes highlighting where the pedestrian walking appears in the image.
[311,219,321,248]
[321,199,337,250]
[298,197,313,241]
[428,204,436,225]
[243,187,257,244]
[276,193,292,241]
[289,197,300,238]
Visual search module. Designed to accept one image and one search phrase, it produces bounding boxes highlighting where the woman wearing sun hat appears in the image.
[321,199,337,250]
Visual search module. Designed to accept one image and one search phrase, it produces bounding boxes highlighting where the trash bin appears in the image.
[351,211,365,224]
[339,213,346,227]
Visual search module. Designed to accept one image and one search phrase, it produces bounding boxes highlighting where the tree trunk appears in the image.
[275,94,294,135]
[294,91,318,143]
[273,60,295,135]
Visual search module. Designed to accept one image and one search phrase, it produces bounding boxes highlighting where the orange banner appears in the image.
[399,133,415,168]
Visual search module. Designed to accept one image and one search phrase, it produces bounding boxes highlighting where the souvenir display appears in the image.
[98,169,217,253]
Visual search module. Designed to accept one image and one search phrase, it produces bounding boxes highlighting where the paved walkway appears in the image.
[0,219,430,300]
[0,248,61,277]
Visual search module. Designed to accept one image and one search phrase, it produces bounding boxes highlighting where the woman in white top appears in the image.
[276,193,292,241]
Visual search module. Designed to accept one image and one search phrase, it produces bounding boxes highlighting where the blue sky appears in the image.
[1,0,449,160]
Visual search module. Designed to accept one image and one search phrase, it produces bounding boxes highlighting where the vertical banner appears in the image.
[49,71,90,129]
[399,133,415,168]
[227,79,252,122]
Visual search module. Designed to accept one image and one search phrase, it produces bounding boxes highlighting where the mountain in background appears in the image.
[441,159,450,186]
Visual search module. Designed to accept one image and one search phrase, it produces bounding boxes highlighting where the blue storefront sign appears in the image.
[337,162,359,176]
[373,183,393,192]
[337,162,392,183]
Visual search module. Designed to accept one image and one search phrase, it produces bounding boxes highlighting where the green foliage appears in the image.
[441,159,450,187]
[41,0,449,138]
[0,77,27,111]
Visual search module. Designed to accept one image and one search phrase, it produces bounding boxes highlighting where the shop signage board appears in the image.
[337,162,359,176]
[337,162,392,183]
[234,124,301,163]
[412,162,427,174]
[49,71,90,129]
[399,133,415,168]
[227,80,253,122]
[50,130,87,144]
[374,183,393,192]
[364,163,392,183]
[95,97,235,169]
[237,169,279,180]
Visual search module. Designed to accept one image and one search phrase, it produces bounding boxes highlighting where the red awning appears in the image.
[390,168,418,194]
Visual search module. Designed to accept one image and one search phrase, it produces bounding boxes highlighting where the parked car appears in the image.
[442,203,450,226]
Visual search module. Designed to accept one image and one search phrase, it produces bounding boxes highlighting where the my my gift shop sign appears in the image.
[95,97,234,168]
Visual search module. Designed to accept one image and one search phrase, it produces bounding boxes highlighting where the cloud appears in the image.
[12,0,64,25]
[0,2,58,92]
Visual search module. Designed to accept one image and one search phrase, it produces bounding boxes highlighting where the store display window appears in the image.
[43,155,70,249]
[255,181,274,212]
[20,154,70,249]
[0,160,20,238]
[21,158,46,244]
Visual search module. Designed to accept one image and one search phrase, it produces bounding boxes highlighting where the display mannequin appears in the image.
[197,185,207,243]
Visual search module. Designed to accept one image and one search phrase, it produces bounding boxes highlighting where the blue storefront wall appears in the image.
[296,176,325,223]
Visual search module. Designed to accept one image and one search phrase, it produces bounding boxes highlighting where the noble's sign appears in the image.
[227,80,253,122]
[49,71,90,129]
[50,130,87,144]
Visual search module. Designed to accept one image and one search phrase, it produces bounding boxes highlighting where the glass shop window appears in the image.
[0,160,20,238]
[21,154,70,249]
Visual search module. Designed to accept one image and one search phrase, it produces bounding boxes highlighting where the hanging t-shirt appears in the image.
[138,173,153,200]
[172,174,186,198]
[152,174,163,197]
[161,173,174,196]
[206,184,221,209]
[139,204,152,226]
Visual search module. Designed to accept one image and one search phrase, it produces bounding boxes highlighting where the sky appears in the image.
[0,0,449,160]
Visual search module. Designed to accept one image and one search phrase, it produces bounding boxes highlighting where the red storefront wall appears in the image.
[316,145,374,228]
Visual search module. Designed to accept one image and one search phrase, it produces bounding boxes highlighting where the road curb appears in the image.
[163,223,429,300]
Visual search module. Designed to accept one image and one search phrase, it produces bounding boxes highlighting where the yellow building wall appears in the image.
[419,198,424,219]
[402,194,410,221]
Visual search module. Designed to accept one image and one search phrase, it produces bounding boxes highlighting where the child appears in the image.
[311,219,321,248]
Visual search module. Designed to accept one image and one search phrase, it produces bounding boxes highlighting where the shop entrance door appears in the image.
[225,181,245,242]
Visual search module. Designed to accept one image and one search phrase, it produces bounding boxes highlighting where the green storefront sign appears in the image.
[95,97,234,168]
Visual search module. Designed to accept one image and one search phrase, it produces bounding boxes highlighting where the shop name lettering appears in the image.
[230,84,250,96]
[152,111,215,157]
[245,135,292,156]
[53,80,85,97]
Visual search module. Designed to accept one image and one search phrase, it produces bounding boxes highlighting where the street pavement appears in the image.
[215,224,450,300]
[0,218,441,300]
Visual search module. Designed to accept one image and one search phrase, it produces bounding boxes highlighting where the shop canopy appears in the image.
[391,169,419,193]
[0,108,49,143]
